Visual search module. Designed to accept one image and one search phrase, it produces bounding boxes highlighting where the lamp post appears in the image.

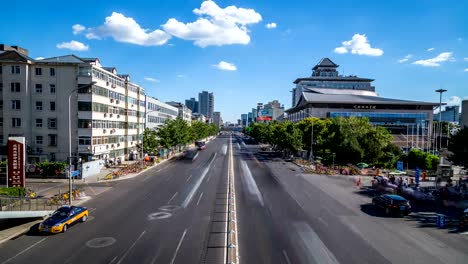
[435,89,447,153]
[332,152,336,168]
[68,81,96,205]
[301,109,314,164]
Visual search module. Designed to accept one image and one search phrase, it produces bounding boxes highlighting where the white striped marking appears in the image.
[196,192,204,206]
[282,250,292,264]
[2,238,47,264]
[170,229,188,264]
[167,192,178,204]
[240,159,264,206]
[181,153,216,208]
[186,174,192,182]
[293,222,339,264]
[117,230,146,264]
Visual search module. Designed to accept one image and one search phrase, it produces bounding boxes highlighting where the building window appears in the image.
[0,118,3,127]
[0,83,3,92]
[50,68,55,76]
[36,148,43,154]
[50,84,56,93]
[79,137,91,145]
[0,136,3,146]
[36,136,43,145]
[12,118,21,127]
[10,82,20,92]
[50,153,56,161]
[48,134,57,146]
[36,101,43,111]
[0,100,3,109]
[48,118,57,129]
[11,65,20,74]
[35,84,42,93]
[35,67,42,75]
[11,100,21,110]
[36,118,43,128]
[78,101,92,111]
[50,101,56,111]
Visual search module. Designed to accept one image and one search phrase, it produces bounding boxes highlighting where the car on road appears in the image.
[195,141,206,150]
[39,205,89,233]
[372,194,411,217]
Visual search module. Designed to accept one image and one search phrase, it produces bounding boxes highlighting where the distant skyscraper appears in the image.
[198,91,214,118]
[185,97,199,113]
[461,100,468,128]
[213,112,222,128]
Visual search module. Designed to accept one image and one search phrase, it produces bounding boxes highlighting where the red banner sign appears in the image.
[7,137,25,187]
[257,116,273,121]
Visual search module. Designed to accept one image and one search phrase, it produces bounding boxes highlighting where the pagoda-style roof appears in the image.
[312,58,339,70]
[294,76,374,84]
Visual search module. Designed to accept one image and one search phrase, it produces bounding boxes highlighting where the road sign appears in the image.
[397,161,403,171]
[415,167,421,184]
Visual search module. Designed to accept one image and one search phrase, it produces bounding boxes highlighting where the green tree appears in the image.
[137,128,159,155]
[448,127,468,168]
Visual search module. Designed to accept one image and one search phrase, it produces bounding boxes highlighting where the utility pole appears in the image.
[435,89,447,153]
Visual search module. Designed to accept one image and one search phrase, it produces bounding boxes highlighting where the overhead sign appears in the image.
[7,137,26,187]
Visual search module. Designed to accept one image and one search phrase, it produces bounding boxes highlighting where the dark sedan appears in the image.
[372,194,411,217]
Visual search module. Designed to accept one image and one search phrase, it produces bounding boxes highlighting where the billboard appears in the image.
[257,116,273,121]
[258,108,273,122]
[7,137,26,187]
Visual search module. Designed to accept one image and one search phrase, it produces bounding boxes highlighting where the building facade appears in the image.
[213,112,222,128]
[0,45,146,163]
[185,97,199,113]
[198,91,214,118]
[291,58,377,107]
[462,100,468,128]
[146,97,178,130]
[167,102,192,124]
[438,105,460,123]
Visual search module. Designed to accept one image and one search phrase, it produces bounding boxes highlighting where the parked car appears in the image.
[39,205,89,233]
[195,141,206,150]
[372,194,411,217]
[460,208,468,230]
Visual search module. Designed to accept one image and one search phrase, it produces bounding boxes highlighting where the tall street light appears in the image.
[301,109,314,164]
[68,81,96,205]
[435,89,447,153]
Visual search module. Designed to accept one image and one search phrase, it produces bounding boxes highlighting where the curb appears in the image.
[0,218,44,245]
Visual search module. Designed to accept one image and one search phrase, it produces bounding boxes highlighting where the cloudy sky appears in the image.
[1,0,467,121]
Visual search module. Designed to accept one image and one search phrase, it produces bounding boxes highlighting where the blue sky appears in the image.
[1,0,467,122]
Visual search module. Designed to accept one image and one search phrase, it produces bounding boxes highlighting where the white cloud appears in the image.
[266,22,277,29]
[85,12,171,46]
[446,96,462,106]
[72,24,86,35]
[458,37,463,41]
[35,57,44,60]
[213,61,237,71]
[464,68,468,72]
[56,40,89,51]
[144,77,160,83]
[162,1,262,47]
[398,54,413,63]
[464,58,468,61]
[412,52,454,67]
[427,47,435,51]
[177,74,186,78]
[334,34,383,56]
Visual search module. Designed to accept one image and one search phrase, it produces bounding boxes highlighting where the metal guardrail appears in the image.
[0,196,63,212]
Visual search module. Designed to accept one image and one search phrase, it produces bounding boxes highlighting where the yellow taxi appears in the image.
[39,206,89,233]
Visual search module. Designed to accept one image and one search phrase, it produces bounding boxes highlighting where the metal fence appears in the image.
[0,196,63,212]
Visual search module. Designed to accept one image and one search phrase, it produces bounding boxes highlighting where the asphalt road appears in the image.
[0,136,231,264]
[1,134,467,264]
[232,135,468,264]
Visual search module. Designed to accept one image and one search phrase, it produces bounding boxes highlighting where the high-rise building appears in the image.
[146,97,178,130]
[198,91,214,118]
[241,114,248,127]
[0,45,146,162]
[185,97,199,113]
[213,112,222,128]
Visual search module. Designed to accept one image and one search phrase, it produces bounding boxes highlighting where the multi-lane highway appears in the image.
[0,134,467,264]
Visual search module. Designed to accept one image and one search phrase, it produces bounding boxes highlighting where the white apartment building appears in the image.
[0,45,146,163]
[166,102,192,125]
[145,96,178,130]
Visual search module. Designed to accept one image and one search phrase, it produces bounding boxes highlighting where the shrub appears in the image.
[0,187,26,197]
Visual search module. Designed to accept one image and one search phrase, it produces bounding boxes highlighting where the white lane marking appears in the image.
[196,192,204,206]
[142,175,151,182]
[165,174,174,182]
[167,192,178,204]
[150,247,163,264]
[317,216,329,227]
[116,230,146,264]
[228,135,240,263]
[293,222,339,264]
[221,144,227,155]
[236,143,240,150]
[193,152,199,161]
[108,256,118,264]
[170,229,188,264]
[181,153,217,208]
[206,173,212,182]
[1,238,47,264]
[282,250,292,264]
[460,231,468,235]
[186,174,192,182]
[240,159,264,207]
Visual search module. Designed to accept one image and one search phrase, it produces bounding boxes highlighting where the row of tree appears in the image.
[139,118,219,155]
[247,117,425,168]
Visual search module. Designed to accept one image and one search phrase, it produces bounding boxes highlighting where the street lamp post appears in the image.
[332,152,336,168]
[68,81,96,205]
[435,89,447,153]
[301,109,314,164]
